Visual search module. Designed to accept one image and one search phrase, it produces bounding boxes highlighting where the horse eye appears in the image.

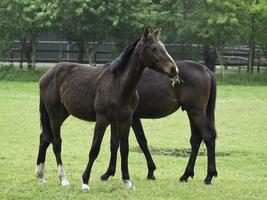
[152,47,157,52]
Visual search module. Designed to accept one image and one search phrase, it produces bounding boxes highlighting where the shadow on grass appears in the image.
[129,146,257,157]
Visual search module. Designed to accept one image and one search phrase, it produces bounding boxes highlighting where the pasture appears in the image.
[0,79,267,199]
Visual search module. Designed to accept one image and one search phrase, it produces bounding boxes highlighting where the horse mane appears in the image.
[109,37,141,73]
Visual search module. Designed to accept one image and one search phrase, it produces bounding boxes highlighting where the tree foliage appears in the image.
[0,0,266,71]
[0,0,55,68]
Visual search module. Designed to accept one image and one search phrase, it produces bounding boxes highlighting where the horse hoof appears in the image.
[60,178,70,187]
[179,176,188,183]
[147,174,156,180]
[204,180,212,185]
[82,183,90,192]
[204,171,217,185]
[35,163,46,185]
[204,178,212,185]
[100,173,109,181]
[37,177,46,185]
[122,179,135,190]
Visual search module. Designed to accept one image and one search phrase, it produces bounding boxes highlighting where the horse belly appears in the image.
[135,98,180,119]
[65,104,96,121]
[61,91,96,121]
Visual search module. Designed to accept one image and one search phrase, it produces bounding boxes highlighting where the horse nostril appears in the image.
[171,67,177,75]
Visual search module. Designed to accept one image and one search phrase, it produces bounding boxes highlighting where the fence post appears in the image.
[10,50,14,67]
[67,43,70,60]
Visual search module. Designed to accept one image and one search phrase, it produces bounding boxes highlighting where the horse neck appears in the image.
[120,51,145,97]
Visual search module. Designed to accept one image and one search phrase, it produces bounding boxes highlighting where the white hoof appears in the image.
[35,163,46,185]
[82,183,90,192]
[58,165,70,187]
[60,178,70,187]
[122,179,135,190]
[37,177,46,185]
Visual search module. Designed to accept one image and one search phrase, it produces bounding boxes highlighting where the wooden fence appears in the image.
[3,40,267,69]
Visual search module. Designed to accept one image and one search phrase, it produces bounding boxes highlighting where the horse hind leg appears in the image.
[184,109,217,184]
[180,114,202,182]
[203,119,217,184]
[36,131,51,185]
[35,96,53,185]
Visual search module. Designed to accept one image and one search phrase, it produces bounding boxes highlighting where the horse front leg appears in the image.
[119,119,135,190]
[81,115,109,192]
[132,116,156,180]
[100,122,120,181]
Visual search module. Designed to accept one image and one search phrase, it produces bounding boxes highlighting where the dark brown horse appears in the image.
[101,60,217,184]
[35,27,179,191]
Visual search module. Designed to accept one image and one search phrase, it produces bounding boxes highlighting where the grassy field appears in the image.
[0,79,267,199]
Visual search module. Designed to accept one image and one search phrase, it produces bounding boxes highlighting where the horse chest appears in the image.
[95,94,138,121]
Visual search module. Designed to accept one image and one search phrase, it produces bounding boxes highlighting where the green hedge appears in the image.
[215,70,267,85]
[0,65,267,85]
[0,65,47,82]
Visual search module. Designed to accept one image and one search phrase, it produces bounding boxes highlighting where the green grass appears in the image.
[215,69,267,85]
[0,81,267,200]
[0,65,47,82]
[1,65,267,85]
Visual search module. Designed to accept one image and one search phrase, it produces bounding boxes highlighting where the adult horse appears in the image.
[101,60,217,184]
[35,27,179,191]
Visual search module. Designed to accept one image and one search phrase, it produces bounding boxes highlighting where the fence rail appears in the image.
[2,40,267,68]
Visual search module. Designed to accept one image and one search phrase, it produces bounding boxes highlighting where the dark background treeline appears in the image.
[0,0,267,73]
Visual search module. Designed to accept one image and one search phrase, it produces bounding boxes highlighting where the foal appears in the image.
[35,27,179,191]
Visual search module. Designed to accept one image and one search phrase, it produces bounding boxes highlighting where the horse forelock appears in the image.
[110,37,141,73]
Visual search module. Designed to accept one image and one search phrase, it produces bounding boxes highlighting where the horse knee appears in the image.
[190,136,201,148]
[203,135,215,147]
[40,141,50,151]
[137,134,148,145]
[111,145,119,154]
[89,147,100,161]
[40,132,52,144]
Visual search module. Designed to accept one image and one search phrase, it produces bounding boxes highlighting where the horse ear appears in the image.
[143,26,150,39]
[153,28,161,39]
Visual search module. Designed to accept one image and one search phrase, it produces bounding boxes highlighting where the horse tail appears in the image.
[39,95,53,142]
[206,69,217,139]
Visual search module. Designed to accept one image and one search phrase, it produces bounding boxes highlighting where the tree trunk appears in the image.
[203,44,217,72]
[19,40,23,69]
[22,39,33,70]
[257,59,260,73]
[19,50,23,69]
[85,42,97,65]
[58,40,63,62]
[247,6,257,81]
[31,40,36,70]
[78,46,84,63]
[248,29,255,79]
[216,48,225,83]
